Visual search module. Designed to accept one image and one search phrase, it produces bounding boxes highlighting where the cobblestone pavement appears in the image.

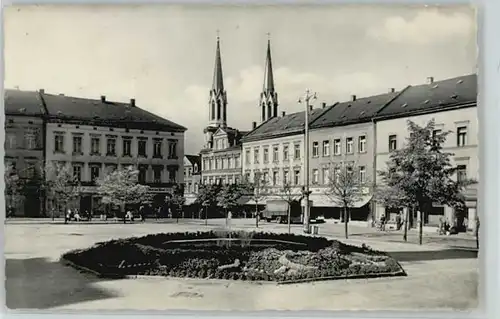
[4,222,479,311]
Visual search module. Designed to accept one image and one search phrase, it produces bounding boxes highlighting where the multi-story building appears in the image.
[4,89,46,216]
[183,154,201,206]
[374,74,478,230]
[41,91,186,214]
[199,36,249,185]
[306,90,401,220]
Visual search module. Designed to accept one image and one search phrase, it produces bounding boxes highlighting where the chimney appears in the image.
[389,88,395,93]
[39,89,45,94]
[282,111,286,117]
[130,98,136,107]
[427,77,434,84]
[100,95,106,102]
[351,95,357,101]
[322,102,326,109]
[252,121,257,129]
[309,105,313,111]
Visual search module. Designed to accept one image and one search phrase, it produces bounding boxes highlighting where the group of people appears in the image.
[378,211,404,231]
[64,208,92,223]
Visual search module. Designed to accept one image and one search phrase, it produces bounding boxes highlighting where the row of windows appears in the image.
[5,128,41,150]
[245,143,302,165]
[184,164,199,177]
[54,134,178,159]
[70,163,178,184]
[312,136,366,157]
[202,156,241,171]
[202,175,241,185]
[387,126,469,151]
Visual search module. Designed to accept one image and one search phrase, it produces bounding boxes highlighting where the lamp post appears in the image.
[298,89,317,234]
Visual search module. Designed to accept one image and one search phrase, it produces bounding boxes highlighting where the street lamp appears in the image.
[298,89,317,234]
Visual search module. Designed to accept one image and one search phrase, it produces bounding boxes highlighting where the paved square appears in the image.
[4,219,479,311]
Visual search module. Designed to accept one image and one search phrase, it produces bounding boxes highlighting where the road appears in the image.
[4,220,479,311]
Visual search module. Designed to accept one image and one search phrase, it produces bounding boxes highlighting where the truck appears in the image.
[262,199,303,224]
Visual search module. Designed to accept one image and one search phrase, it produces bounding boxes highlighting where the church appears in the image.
[199,34,279,185]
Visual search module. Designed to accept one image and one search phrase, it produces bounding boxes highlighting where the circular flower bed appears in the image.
[61,230,406,283]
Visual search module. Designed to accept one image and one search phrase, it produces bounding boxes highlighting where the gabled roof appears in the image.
[310,91,400,129]
[185,155,201,167]
[375,74,476,120]
[41,93,187,132]
[4,89,46,116]
[242,108,327,142]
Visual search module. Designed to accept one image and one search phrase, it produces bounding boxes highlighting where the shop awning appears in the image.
[308,194,373,208]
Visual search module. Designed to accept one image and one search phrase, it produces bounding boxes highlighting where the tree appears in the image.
[195,184,221,225]
[44,162,81,221]
[217,183,245,227]
[243,171,269,228]
[96,166,152,223]
[4,163,22,216]
[324,161,369,239]
[376,119,476,245]
[165,184,185,223]
[276,182,303,234]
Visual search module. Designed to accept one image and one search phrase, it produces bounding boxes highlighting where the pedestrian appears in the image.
[380,212,386,231]
[139,205,145,222]
[227,210,233,230]
[395,212,402,231]
[65,208,71,224]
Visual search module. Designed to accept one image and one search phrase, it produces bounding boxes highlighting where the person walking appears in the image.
[395,212,402,231]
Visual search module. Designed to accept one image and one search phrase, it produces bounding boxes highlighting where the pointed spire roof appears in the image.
[212,33,224,92]
[263,36,275,93]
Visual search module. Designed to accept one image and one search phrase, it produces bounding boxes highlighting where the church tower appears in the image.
[204,34,228,148]
[259,36,278,123]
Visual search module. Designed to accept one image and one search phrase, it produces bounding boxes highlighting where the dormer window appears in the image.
[194,163,198,173]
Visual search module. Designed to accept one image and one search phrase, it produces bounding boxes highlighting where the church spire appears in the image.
[212,32,224,92]
[259,33,278,123]
[263,36,275,93]
[207,31,228,129]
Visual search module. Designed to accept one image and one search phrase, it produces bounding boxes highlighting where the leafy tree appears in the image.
[276,182,303,234]
[166,184,186,223]
[217,183,245,227]
[243,171,269,227]
[195,184,221,224]
[324,161,369,239]
[377,119,476,244]
[44,162,82,221]
[96,166,152,223]
[4,163,23,216]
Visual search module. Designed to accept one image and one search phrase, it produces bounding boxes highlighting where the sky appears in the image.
[4,4,477,154]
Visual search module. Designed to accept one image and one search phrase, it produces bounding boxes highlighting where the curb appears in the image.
[276,270,407,285]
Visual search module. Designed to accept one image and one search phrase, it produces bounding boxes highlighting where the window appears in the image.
[215,158,220,170]
[24,129,37,150]
[90,165,100,181]
[72,135,82,155]
[388,135,397,151]
[106,138,116,156]
[283,170,289,184]
[138,140,147,157]
[334,139,341,155]
[91,137,100,155]
[294,144,301,159]
[153,139,163,158]
[245,172,251,182]
[168,167,177,182]
[359,166,366,183]
[457,127,467,147]
[209,159,213,170]
[272,171,279,185]
[254,148,260,164]
[228,158,233,169]
[263,172,269,183]
[221,158,225,169]
[73,165,82,181]
[273,146,279,162]
[457,165,467,183]
[294,170,300,185]
[228,177,233,185]
[153,166,162,183]
[283,145,289,161]
[346,137,353,154]
[245,149,251,164]
[168,139,178,159]
[334,167,341,183]
[123,139,132,156]
[322,167,330,184]
[6,133,16,149]
[432,129,442,140]
[322,140,330,157]
[312,169,319,184]
[263,147,269,163]
[54,134,64,153]
[358,136,366,153]
[312,141,319,157]
[138,167,147,184]
[235,156,240,168]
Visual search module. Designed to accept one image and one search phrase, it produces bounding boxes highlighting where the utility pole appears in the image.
[298,89,317,234]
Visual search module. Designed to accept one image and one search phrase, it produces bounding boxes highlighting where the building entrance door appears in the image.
[80,195,92,214]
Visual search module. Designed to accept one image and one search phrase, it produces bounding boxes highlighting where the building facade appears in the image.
[4,90,46,217]
[184,154,201,206]
[374,74,478,230]
[41,91,186,215]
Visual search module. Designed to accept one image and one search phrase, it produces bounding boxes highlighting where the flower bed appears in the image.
[61,230,406,283]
